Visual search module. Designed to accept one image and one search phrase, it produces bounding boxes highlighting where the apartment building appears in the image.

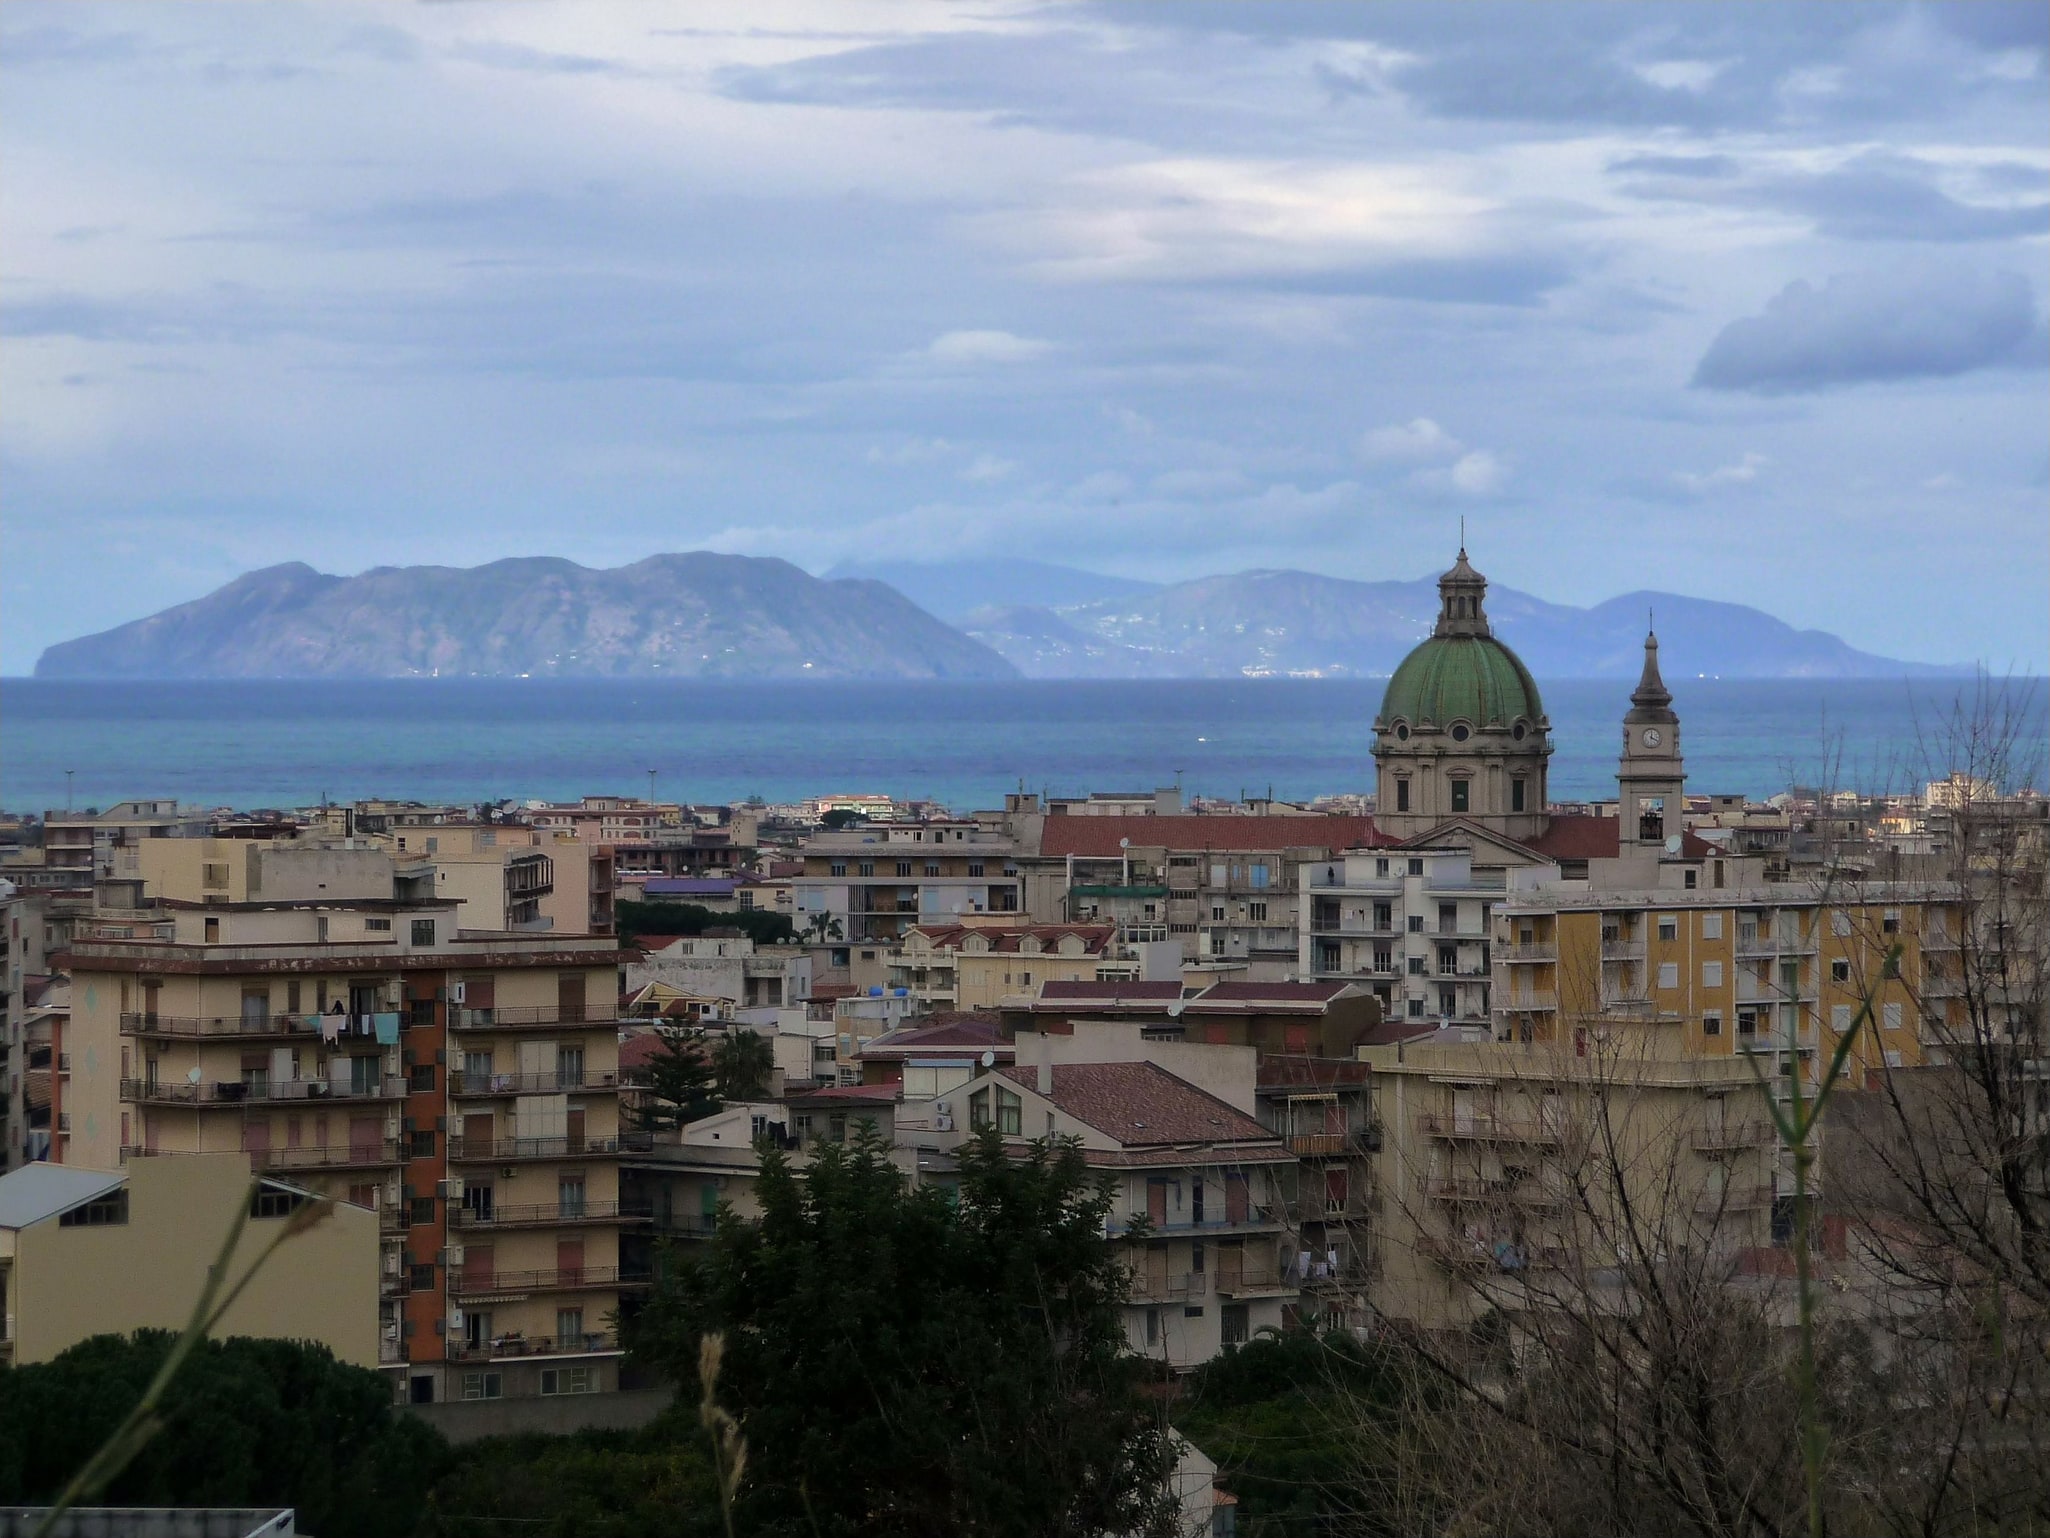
[855,923,1145,1010]
[937,1058,1298,1368]
[1254,1055,1379,1325]
[795,823,1025,945]
[59,898,634,1405]
[389,825,616,936]
[1040,813,1380,980]
[1489,884,1949,1080]
[626,933,811,1010]
[1364,1040,1779,1329]
[43,800,211,880]
[0,1153,376,1367]
[526,795,683,844]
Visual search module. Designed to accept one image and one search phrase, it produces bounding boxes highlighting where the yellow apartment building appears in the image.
[875,923,1132,1009]
[1363,1040,1781,1330]
[1490,884,1951,1078]
[60,896,635,1405]
[0,1152,376,1366]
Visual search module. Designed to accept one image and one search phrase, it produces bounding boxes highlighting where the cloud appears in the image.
[866,438,954,465]
[1422,450,1506,497]
[1692,268,2045,393]
[1359,416,1463,462]
[1674,451,1769,493]
[926,329,1052,365]
[960,454,1015,482]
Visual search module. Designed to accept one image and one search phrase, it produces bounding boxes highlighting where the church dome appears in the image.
[1378,632,1545,731]
[1374,548,1546,731]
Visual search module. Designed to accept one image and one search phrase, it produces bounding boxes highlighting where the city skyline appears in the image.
[4,2,2046,674]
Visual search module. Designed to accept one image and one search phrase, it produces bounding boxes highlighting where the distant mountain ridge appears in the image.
[953,565,1962,680]
[34,555,1018,680]
[34,553,1962,681]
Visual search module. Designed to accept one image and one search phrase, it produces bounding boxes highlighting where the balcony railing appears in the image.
[1416,1232,1575,1274]
[122,1076,407,1106]
[1287,1132,1346,1157]
[121,1011,399,1042]
[1694,1183,1777,1215]
[648,1212,721,1237]
[1416,1111,1563,1144]
[1127,1271,1208,1302]
[450,1006,620,1032]
[445,1331,623,1362]
[1422,1177,1567,1210]
[1692,1119,1773,1151]
[1213,1265,1295,1298]
[448,1071,622,1097]
[449,1266,652,1297]
[1499,991,1558,1012]
[1601,940,1645,962]
[1107,1205,1282,1238]
[1500,943,1555,963]
[446,1134,642,1163]
[126,1141,402,1170]
[451,1200,652,1230]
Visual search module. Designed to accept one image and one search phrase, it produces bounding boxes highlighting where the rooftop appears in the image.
[1040,813,1384,859]
[999,1060,1276,1148]
[0,1162,125,1229]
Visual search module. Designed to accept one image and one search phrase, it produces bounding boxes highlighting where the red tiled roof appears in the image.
[1355,1020,1443,1048]
[631,935,693,953]
[787,1083,901,1106]
[1038,814,1386,859]
[1196,981,1354,1004]
[859,1015,1007,1056]
[617,1031,671,1071]
[809,983,859,1001]
[1520,814,1716,863]
[1255,1055,1373,1090]
[998,1060,1278,1148]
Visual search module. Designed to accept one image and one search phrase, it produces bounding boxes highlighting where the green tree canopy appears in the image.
[0,1331,449,1538]
[421,1424,723,1538]
[710,1028,775,1101]
[617,900,796,949]
[626,1124,1180,1537]
[632,1025,721,1130]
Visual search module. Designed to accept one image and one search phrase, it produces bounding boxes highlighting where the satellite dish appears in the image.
[1119,837,1130,849]
[980,1050,997,1068]
[186,1067,202,1084]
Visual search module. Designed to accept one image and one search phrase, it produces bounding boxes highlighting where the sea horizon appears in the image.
[4,674,2042,815]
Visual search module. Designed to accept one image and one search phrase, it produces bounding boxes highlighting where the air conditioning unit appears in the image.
[501,1166,517,1179]
[936,1114,954,1132]
[933,1100,950,1115]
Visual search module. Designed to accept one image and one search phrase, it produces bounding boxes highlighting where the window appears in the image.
[409,1263,436,1292]
[410,1196,436,1226]
[204,917,221,943]
[858,861,875,877]
[411,919,436,947]
[1702,961,1723,989]
[1210,906,1225,922]
[1373,945,1392,973]
[1658,917,1678,942]
[1703,1012,1722,1037]
[1883,1002,1904,1032]
[1375,858,1390,878]
[969,1088,991,1130]
[1408,915,1425,933]
[1437,944,1457,975]
[1737,1008,1760,1037]
[968,861,985,877]
[1831,960,1850,983]
[1684,870,1698,890]
[59,1191,129,1227]
[997,1088,1023,1135]
[924,861,940,877]
[1437,985,1457,1016]
[1373,902,1392,930]
[1222,1303,1250,1346]
[540,1366,595,1396]
[410,1064,437,1092]
[1882,909,1900,936]
[1512,779,1527,813]
[410,1130,436,1158]
[250,1185,310,1220]
[1184,1305,1205,1319]
[896,861,913,877]
[830,861,847,877]
[1145,1308,1160,1346]
[1832,1005,1852,1033]
[1408,957,1426,976]
[1395,780,1411,813]
[1248,901,1268,922]
[1191,1241,1206,1274]
[557,1307,585,1343]
[461,1372,503,1401]
[1407,998,1425,1018]
[1450,779,1470,814]
[1702,912,1723,940]
[1249,863,1270,889]
[1658,962,1679,990]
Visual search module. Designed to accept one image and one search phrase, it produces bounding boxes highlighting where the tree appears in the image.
[711,1028,774,1101]
[819,809,864,830]
[801,912,844,943]
[421,1424,723,1537]
[632,1026,720,1130]
[0,1331,449,1538]
[617,900,797,950]
[626,1124,1180,1537]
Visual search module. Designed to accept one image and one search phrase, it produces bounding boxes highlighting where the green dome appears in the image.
[1378,634,1545,729]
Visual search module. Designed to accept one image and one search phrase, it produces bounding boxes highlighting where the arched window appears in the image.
[1450,778,1470,814]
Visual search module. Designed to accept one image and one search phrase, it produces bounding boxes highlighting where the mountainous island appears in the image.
[35,552,1957,681]
[33,555,1018,681]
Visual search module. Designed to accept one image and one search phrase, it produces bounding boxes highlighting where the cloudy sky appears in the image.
[3,1,2046,673]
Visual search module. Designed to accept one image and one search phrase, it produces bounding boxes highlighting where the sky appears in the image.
[3,1,2046,675]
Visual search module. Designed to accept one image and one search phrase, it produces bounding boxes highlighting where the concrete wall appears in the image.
[12,1151,378,1365]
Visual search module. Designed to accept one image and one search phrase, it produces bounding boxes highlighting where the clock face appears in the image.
[1641,727,1663,748]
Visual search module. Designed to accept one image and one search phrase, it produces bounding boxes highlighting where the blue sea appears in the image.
[0,677,2042,813]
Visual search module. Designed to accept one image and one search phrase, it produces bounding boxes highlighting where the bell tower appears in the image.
[1617,627,1684,847]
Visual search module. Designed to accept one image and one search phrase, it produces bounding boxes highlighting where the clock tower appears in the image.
[1617,628,1685,847]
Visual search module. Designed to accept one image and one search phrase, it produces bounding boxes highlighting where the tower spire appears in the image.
[1432,542,1490,638]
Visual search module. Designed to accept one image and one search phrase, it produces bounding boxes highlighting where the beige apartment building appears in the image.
[0,1153,376,1366]
[863,923,1134,1009]
[60,897,634,1405]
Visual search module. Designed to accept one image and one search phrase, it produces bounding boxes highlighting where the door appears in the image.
[566,1106,586,1152]
[556,1238,585,1286]
[241,1119,271,1160]
[1452,1087,1476,1134]
[557,973,587,1024]
[461,1243,495,1292]
[463,1113,494,1158]
[1225,1172,1250,1224]
[1146,1179,1169,1226]
[349,1115,382,1163]
[1143,1246,1168,1300]
[1324,1166,1350,1216]
[1323,1100,1346,1136]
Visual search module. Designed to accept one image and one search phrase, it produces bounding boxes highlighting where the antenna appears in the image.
[1459,514,1465,553]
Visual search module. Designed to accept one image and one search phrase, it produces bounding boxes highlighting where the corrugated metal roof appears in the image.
[0,1162,126,1229]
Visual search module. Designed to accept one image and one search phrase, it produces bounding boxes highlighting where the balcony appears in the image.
[1127,1271,1208,1302]
[1601,940,1645,962]
[1499,991,1558,1013]
[1695,1183,1776,1216]
[126,1140,403,1171]
[445,1331,623,1363]
[647,1212,721,1238]
[1416,1111,1563,1145]
[1417,1232,1575,1274]
[1422,1177,1567,1211]
[451,1200,652,1230]
[1500,943,1555,964]
[1692,1119,1773,1152]
[121,1011,398,1043]
[1107,1206,1284,1239]
[122,1076,407,1107]
[1213,1265,1295,1299]
[448,1071,622,1097]
[446,1134,642,1163]
[449,1266,652,1299]
[450,1006,620,1032]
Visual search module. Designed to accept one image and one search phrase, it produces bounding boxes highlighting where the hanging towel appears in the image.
[373,1012,401,1045]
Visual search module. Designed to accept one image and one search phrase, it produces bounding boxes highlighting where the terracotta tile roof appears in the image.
[1196,981,1355,1004]
[1356,1020,1443,1048]
[787,1083,901,1106]
[904,923,1115,955]
[998,1060,1277,1148]
[1520,814,1716,863]
[859,1015,1008,1056]
[1039,814,1386,859]
[616,1031,671,1071]
[809,983,859,1001]
[1255,1055,1373,1090]
[631,935,693,954]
